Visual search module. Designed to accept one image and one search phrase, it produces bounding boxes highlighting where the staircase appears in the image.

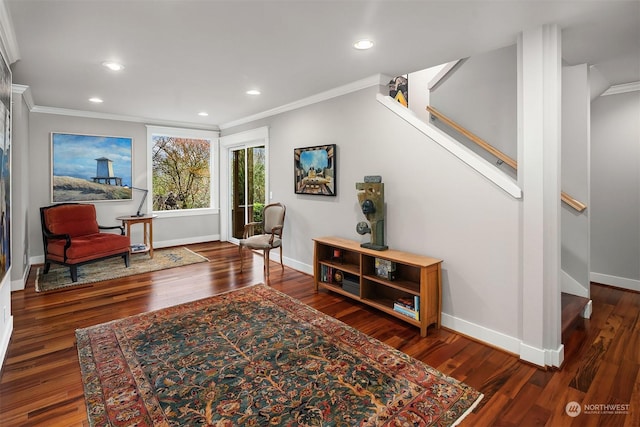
[561,292,590,362]
[380,53,591,367]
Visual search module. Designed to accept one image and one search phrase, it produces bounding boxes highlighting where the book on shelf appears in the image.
[320,264,338,284]
[395,296,420,310]
[130,244,147,251]
[393,295,419,320]
[393,302,419,320]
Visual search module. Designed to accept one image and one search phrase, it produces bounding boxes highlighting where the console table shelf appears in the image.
[319,260,360,276]
[313,236,442,336]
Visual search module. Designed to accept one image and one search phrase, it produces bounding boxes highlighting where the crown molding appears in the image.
[17,73,392,131]
[30,105,220,131]
[11,84,34,110]
[601,81,640,96]
[0,0,20,64]
[146,124,219,137]
[220,74,392,130]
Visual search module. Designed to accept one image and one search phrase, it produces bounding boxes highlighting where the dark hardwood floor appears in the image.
[0,241,638,426]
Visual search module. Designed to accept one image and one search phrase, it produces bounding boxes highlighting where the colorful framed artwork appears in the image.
[294,144,336,196]
[389,75,408,107]
[51,132,133,202]
[0,46,11,280]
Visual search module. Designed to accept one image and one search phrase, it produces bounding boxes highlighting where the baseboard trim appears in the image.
[441,313,521,355]
[279,255,313,276]
[582,300,593,319]
[154,235,220,249]
[442,313,564,368]
[519,342,547,367]
[29,255,44,265]
[0,314,13,372]
[590,272,640,292]
[545,344,565,368]
[11,263,30,291]
[519,342,563,367]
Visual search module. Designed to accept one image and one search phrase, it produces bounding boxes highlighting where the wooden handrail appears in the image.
[560,191,587,212]
[427,106,518,169]
[426,105,587,213]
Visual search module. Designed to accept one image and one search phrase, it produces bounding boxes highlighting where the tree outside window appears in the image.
[152,136,211,211]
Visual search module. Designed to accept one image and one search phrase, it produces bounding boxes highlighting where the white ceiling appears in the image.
[4,0,640,129]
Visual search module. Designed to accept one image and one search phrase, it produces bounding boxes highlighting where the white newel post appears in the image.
[518,24,564,367]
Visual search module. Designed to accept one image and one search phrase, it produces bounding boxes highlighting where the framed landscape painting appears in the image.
[294,144,336,196]
[51,133,133,203]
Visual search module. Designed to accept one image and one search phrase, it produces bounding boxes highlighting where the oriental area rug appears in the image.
[36,247,208,292]
[76,284,483,426]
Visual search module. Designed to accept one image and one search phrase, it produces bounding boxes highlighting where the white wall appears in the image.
[429,44,517,180]
[10,87,29,290]
[407,63,449,123]
[27,112,220,262]
[223,85,522,344]
[561,64,590,298]
[591,90,640,290]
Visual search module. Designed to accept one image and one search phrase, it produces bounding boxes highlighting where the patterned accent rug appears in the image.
[76,284,482,426]
[36,247,208,292]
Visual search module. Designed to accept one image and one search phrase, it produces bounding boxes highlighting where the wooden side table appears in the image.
[116,214,158,258]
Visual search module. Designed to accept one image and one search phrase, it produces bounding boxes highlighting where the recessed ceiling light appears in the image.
[89,97,103,103]
[353,39,374,50]
[198,112,209,117]
[102,61,124,71]
[246,89,261,95]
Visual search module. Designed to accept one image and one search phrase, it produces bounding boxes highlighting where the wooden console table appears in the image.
[313,237,442,336]
[116,214,157,258]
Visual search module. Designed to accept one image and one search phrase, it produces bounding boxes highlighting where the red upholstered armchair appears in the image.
[40,203,131,282]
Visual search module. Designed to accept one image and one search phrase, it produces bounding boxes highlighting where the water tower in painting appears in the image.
[92,157,122,186]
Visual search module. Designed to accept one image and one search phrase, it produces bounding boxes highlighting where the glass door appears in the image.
[230,145,266,240]
[219,127,269,244]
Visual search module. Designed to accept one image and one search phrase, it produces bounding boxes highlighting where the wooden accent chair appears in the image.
[239,203,286,278]
[40,203,131,282]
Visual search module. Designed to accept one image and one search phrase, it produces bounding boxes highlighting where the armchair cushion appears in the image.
[239,234,282,250]
[46,232,131,264]
[44,203,100,237]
